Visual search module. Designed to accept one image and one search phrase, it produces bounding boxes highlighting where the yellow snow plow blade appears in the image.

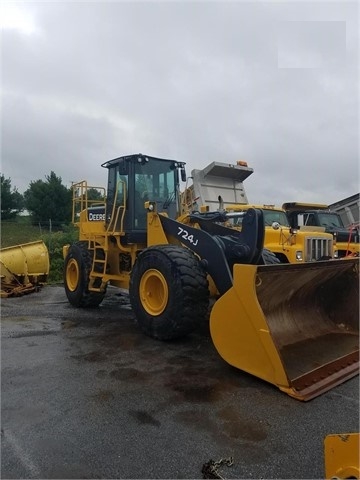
[0,241,50,297]
[210,258,359,401]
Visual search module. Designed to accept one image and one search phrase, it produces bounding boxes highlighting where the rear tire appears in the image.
[129,245,209,340]
[64,241,106,307]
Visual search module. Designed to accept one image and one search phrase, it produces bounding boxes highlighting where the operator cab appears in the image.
[102,153,186,244]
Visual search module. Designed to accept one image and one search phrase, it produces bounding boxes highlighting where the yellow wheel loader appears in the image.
[63,154,359,401]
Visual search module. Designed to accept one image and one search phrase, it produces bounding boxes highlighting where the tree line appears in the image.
[1,172,102,225]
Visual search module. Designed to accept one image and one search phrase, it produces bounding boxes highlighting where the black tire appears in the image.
[259,248,281,265]
[129,245,209,340]
[64,241,106,307]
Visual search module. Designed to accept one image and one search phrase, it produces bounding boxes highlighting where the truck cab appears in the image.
[283,202,360,258]
[225,203,336,263]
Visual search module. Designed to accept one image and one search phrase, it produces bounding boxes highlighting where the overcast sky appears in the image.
[1,0,359,206]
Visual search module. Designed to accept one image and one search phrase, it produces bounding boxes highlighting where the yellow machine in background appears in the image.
[182,161,338,263]
[324,433,359,479]
[284,202,360,259]
[63,154,359,401]
[224,203,336,263]
[0,240,49,297]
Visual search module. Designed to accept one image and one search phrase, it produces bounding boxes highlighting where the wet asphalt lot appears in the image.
[1,285,359,480]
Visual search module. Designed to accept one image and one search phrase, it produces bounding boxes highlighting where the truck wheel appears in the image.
[64,241,106,307]
[129,245,209,340]
[259,248,281,265]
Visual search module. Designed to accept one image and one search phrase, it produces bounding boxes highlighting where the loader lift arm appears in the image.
[159,207,265,296]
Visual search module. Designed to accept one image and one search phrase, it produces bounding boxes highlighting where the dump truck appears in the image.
[329,193,359,228]
[0,240,49,297]
[283,202,360,258]
[63,153,359,401]
[182,161,338,263]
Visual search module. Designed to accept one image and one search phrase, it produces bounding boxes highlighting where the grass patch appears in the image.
[1,217,44,247]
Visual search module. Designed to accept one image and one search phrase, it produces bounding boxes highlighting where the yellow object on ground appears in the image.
[324,433,359,479]
[0,240,49,297]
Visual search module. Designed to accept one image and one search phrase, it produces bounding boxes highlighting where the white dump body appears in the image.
[190,161,253,211]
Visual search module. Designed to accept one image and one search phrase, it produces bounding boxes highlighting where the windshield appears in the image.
[317,212,343,228]
[134,160,176,204]
[263,210,290,227]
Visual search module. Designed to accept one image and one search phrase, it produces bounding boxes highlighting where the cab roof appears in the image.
[101,153,185,169]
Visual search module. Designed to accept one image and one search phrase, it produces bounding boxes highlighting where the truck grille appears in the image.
[305,238,333,261]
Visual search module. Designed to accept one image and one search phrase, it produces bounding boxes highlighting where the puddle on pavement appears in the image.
[2,316,30,323]
[174,407,269,458]
[71,351,108,362]
[129,409,161,427]
[109,367,150,382]
[97,332,145,351]
[61,320,79,329]
[63,310,271,424]
[162,363,222,402]
[218,406,268,441]
[91,389,114,402]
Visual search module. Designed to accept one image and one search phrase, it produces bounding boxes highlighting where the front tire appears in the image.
[129,245,209,340]
[259,248,281,265]
[64,241,106,307]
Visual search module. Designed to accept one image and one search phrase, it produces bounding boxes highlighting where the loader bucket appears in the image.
[210,258,359,401]
[0,241,50,297]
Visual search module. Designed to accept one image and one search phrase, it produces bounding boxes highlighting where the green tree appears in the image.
[86,187,105,202]
[24,171,72,226]
[0,174,24,219]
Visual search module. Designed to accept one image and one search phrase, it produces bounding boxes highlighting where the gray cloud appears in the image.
[1,1,358,206]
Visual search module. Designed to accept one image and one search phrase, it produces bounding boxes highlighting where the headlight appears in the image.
[334,250,339,258]
[296,250,303,261]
